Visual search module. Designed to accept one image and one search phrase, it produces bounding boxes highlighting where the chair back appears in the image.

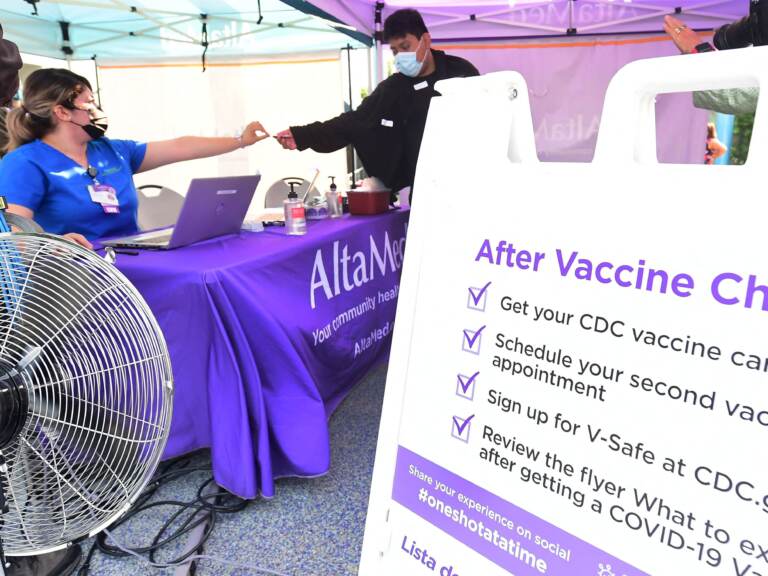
[137,185,185,230]
[263,177,321,208]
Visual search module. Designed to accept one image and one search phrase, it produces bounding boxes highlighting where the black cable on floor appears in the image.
[76,455,249,575]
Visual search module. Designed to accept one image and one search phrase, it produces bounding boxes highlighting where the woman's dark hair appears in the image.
[383,9,429,42]
[0,108,9,158]
[4,68,92,152]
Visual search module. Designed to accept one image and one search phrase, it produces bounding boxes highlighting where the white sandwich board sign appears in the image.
[360,47,768,576]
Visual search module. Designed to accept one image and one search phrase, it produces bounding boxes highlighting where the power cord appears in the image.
[100,529,293,576]
[76,456,292,576]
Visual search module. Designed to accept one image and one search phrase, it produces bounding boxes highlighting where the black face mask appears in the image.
[69,105,109,139]
[80,117,108,140]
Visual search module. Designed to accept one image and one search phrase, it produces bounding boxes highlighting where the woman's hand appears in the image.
[63,232,93,250]
[239,121,270,147]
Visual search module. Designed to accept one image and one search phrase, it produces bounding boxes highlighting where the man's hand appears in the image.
[274,129,297,150]
[664,15,702,54]
[240,121,270,147]
[63,232,93,250]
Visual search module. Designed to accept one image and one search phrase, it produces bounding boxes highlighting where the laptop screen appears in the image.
[104,174,261,249]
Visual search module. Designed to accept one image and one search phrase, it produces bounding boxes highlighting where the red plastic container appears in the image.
[347,190,390,215]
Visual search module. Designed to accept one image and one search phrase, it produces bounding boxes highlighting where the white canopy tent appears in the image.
[1,0,376,205]
[0,0,369,61]
[1,0,753,190]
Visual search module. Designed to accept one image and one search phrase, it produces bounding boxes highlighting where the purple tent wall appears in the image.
[305,0,746,39]
[435,34,708,163]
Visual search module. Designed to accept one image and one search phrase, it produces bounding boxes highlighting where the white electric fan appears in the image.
[0,209,173,572]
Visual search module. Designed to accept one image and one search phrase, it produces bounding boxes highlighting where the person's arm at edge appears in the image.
[660,17,759,116]
[693,88,759,115]
[5,203,34,220]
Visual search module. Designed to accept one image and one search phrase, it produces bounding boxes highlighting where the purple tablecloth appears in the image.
[112,210,409,498]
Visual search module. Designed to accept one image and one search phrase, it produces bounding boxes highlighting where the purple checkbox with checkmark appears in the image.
[451,414,475,443]
[467,281,491,312]
[456,371,479,401]
[462,325,486,355]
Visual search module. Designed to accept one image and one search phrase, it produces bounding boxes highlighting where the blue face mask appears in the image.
[395,52,424,77]
[394,38,425,77]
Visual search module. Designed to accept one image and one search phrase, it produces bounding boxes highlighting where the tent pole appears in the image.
[344,45,357,182]
[366,47,373,94]
[372,40,382,87]
[91,55,102,108]
[373,2,384,86]
[59,21,74,69]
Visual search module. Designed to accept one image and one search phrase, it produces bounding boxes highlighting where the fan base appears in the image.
[4,544,81,576]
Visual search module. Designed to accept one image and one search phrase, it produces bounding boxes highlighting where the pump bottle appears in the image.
[326,176,343,218]
[284,181,307,235]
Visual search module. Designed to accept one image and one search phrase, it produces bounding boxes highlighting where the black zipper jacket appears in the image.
[291,50,479,192]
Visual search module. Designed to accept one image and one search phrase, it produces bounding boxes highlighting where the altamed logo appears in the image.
[310,224,407,309]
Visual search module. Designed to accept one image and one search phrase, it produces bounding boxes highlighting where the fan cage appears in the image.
[0,233,173,556]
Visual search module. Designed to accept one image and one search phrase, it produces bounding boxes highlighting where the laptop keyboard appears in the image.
[131,231,173,245]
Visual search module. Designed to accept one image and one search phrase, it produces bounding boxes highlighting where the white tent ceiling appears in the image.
[0,0,369,61]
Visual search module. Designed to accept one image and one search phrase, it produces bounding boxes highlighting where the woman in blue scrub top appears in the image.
[0,68,269,248]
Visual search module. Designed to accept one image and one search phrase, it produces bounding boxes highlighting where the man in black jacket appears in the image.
[275,9,479,200]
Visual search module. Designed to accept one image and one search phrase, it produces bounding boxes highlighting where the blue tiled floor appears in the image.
[80,363,387,575]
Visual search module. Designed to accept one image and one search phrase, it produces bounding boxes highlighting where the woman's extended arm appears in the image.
[137,121,269,173]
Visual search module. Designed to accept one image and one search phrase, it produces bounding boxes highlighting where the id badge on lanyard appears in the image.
[88,183,120,214]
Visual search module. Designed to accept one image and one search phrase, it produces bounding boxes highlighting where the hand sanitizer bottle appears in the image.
[326,176,343,218]
[284,181,307,235]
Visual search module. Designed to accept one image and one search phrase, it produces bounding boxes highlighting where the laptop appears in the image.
[104,175,261,250]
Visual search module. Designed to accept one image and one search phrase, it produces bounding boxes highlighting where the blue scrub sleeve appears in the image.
[110,139,148,173]
[0,153,46,211]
